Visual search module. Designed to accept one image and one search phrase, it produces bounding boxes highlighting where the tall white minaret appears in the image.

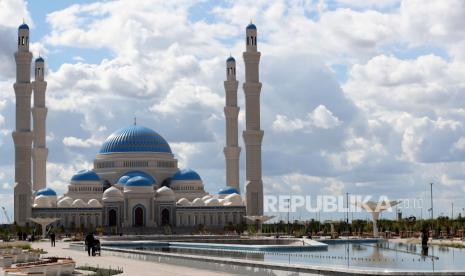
[223,56,241,192]
[32,56,48,191]
[243,23,264,216]
[13,23,33,225]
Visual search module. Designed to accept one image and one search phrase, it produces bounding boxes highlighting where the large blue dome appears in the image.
[172,169,201,181]
[117,171,156,185]
[126,176,154,187]
[99,125,172,154]
[71,170,101,182]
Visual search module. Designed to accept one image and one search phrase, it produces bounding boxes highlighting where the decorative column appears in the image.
[13,23,33,225]
[243,23,264,216]
[223,56,241,192]
[32,57,48,191]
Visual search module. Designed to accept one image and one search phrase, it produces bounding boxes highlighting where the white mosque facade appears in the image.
[30,125,245,231]
[13,22,263,232]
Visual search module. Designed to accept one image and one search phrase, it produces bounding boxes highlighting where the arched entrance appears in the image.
[161,209,170,226]
[134,206,144,227]
[108,209,117,227]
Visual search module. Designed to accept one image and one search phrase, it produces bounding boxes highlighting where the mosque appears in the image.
[13,22,264,232]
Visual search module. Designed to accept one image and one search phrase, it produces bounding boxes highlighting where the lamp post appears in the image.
[430,183,433,220]
[452,202,454,219]
[346,192,349,236]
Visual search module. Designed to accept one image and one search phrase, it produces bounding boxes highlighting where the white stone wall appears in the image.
[176,207,245,227]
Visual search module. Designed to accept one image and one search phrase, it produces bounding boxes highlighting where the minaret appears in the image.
[32,56,48,191]
[13,23,33,225]
[223,56,241,192]
[243,23,264,216]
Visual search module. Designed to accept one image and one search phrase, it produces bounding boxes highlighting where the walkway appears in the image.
[32,241,234,276]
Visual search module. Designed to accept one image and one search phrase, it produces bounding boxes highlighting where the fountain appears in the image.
[29,217,60,239]
[356,200,400,238]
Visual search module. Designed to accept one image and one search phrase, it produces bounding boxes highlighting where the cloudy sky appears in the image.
[1,0,465,222]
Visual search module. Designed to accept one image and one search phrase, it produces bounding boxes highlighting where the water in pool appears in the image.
[128,241,465,272]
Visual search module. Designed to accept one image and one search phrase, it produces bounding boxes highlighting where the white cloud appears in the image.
[62,136,102,148]
[47,160,93,193]
[272,105,340,132]
[323,179,345,196]
[311,105,342,129]
[151,79,223,114]
[0,0,31,28]
[1,0,465,218]
[335,0,400,9]
[170,142,201,169]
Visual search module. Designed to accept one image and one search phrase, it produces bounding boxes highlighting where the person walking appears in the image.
[421,228,429,256]
[85,232,95,256]
[50,232,56,247]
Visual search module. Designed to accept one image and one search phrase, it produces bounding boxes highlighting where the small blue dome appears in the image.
[35,57,44,63]
[19,23,29,30]
[219,186,239,195]
[71,170,101,182]
[126,176,154,187]
[246,23,256,30]
[117,171,156,185]
[36,187,57,196]
[99,125,172,154]
[172,169,201,181]
[227,56,235,62]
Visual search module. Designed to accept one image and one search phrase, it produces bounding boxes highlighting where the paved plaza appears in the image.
[32,241,235,276]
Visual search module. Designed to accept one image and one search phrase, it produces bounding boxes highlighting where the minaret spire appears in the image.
[243,22,264,216]
[223,56,241,192]
[13,22,33,225]
[32,55,48,191]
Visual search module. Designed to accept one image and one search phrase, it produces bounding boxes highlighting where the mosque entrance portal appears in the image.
[134,207,144,227]
[161,209,170,225]
[108,209,117,227]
